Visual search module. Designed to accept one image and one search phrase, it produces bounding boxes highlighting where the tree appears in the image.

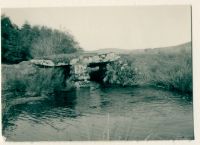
[1,15,22,63]
[1,15,83,63]
[19,22,34,60]
[30,27,82,58]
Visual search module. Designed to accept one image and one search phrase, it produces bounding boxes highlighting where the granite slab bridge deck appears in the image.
[30,52,120,87]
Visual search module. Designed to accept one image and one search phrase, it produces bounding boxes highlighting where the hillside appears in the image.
[92,42,192,55]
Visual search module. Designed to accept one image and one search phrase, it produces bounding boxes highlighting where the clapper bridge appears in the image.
[31,52,120,87]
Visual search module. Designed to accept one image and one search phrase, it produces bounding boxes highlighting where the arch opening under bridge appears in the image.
[30,52,120,88]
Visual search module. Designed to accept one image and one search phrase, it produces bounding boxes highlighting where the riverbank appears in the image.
[104,42,192,95]
[1,42,192,123]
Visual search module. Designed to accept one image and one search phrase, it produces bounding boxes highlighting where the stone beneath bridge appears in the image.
[30,52,120,88]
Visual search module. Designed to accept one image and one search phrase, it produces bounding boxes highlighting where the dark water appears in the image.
[3,87,194,141]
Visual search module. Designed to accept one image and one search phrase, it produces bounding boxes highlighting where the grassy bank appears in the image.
[1,42,192,111]
[1,61,74,117]
[103,42,192,94]
[2,62,65,96]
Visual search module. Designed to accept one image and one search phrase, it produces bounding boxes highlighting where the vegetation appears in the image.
[148,48,192,93]
[103,42,192,94]
[1,14,80,113]
[1,13,192,141]
[103,60,138,86]
[1,14,82,64]
[1,62,66,98]
[1,15,192,108]
[1,61,74,118]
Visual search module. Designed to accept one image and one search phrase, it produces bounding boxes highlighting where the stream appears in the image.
[2,86,194,141]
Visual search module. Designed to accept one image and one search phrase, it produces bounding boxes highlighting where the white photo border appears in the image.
[0,0,199,145]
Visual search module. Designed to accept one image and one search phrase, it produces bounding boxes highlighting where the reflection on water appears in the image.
[2,87,194,141]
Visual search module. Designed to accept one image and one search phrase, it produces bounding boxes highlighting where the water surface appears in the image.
[3,87,194,141]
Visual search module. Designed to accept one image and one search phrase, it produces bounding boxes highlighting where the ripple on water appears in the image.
[3,87,193,141]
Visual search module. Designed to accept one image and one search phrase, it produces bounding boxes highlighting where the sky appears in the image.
[2,6,191,51]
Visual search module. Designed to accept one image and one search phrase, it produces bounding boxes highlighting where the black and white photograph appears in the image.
[1,5,194,141]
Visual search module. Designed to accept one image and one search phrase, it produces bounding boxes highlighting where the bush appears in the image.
[103,61,137,86]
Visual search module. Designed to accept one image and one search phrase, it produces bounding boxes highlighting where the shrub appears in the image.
[103,61,137,86]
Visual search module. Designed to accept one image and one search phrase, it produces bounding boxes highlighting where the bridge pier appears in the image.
[70,64,91,87]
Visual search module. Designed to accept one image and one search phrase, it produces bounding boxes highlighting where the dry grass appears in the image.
[120,43,192,94]
[2,61,66,96]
